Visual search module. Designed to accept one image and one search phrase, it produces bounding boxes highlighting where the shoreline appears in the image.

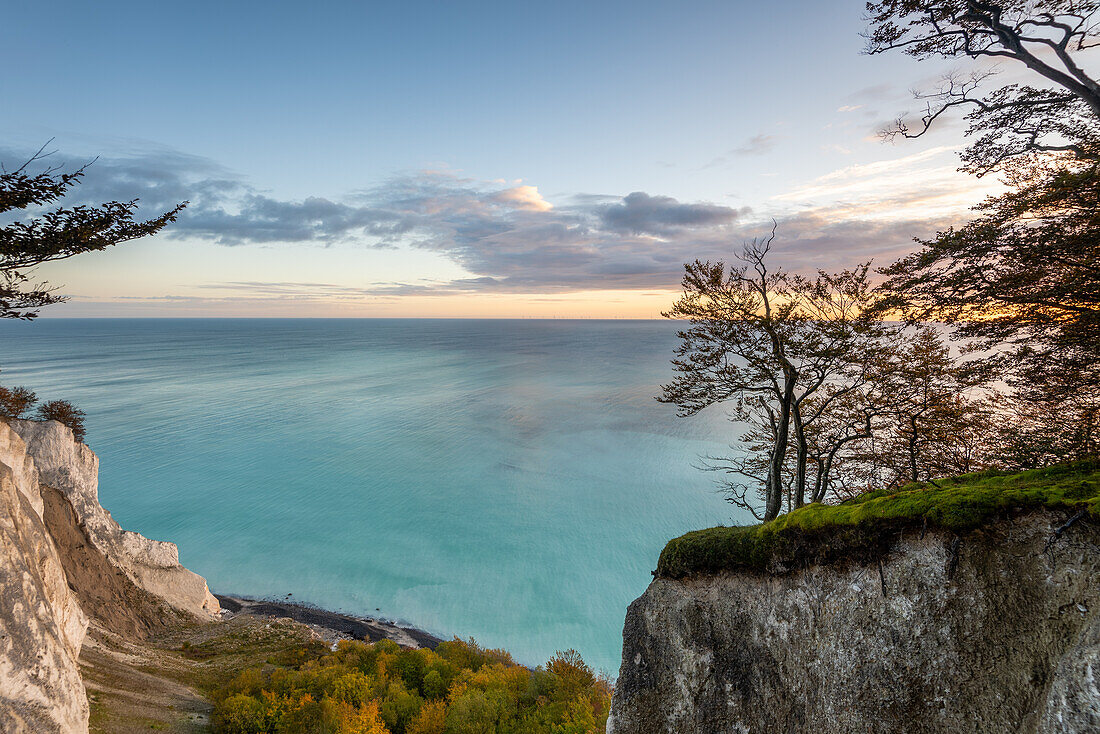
[213,593,444,650]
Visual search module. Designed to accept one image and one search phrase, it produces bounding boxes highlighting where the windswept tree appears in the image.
[867,1,1100,459]
[659,232,898,521]
[0,144,184,446]
[1,143,185,320]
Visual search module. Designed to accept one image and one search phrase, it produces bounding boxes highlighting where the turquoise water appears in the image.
[0,319,743,672]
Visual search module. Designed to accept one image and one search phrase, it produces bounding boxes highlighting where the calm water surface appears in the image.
[0,319,744,672]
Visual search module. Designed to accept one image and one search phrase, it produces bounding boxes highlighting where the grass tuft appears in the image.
[656,460,1100,578]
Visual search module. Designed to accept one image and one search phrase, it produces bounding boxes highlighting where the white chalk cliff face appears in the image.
[10,419,219,619]
[0,419,219,734]
[0,421,87,734]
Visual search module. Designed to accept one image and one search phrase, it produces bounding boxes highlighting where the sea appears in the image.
[0,318,746,673]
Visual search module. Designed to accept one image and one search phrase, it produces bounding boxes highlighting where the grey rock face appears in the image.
[1041,608,1100,732]
[609,515,1100,734]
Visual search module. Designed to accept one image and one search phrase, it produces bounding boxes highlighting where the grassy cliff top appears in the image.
[656,460,1100,579]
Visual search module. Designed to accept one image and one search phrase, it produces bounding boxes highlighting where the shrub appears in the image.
[35,399,86,442]
[0,384,36,419]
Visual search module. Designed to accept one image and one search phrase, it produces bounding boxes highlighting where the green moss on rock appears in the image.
[656,460,1100,579]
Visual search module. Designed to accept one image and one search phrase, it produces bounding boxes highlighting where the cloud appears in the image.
[1,143,988,298]
[489,184,553,212]
[598,192,742,235]
[731,134,776,156]
[699,134,778,169]
[844,83,896,103]
[773,145,1003,222]
[0,145,409,246]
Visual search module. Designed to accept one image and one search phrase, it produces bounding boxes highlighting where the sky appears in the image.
[2,0,1008,317]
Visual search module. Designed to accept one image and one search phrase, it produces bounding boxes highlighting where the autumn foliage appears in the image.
[212,637,611,734]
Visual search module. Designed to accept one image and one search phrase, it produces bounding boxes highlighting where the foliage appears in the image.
[864,0,1100,175]
[0,143,184,319]
[879,185,1100,459]
[659,230,900,521]
[35,399,87,443]
[867,2,1100,462]
[0,381,36,419]
[656,459,1100,578]
[878,162,1100,356]
[211,637,612,734]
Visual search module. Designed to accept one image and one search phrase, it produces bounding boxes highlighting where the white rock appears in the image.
[1,418,223,733]
[0,421,88,734]
[9,419,220,618]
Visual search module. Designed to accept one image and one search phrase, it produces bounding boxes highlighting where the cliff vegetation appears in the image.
[657,460,1100,578]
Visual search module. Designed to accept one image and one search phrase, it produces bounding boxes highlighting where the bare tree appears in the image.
[660,232,900,520]
[659,229,799,521]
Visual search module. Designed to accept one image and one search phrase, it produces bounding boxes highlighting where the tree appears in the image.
[873,327,993,485]
[865,0,1100,174]
[878,162,1100,396]
[660,232,898,521]
[659,231,801,521]
[1,143,185,320]
[36,399,87,443]
[800,383,884,501]
[0,378,36,419]
[865,0,1100,348]
[783,265,901,502]
[867,1,1100,460]
[988,388,1098,467]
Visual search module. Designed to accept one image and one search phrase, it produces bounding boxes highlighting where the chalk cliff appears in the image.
[608,512,1100,733]
[0,419,219,734]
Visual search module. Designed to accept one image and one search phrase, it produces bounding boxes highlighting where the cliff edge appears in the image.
[609,466,1100,733]
[0,419,219,734]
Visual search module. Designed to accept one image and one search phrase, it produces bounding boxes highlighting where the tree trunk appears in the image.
[812,457,827,504]
[908,415,920,483]
[792,401,808,508]
[765,372,796,522]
